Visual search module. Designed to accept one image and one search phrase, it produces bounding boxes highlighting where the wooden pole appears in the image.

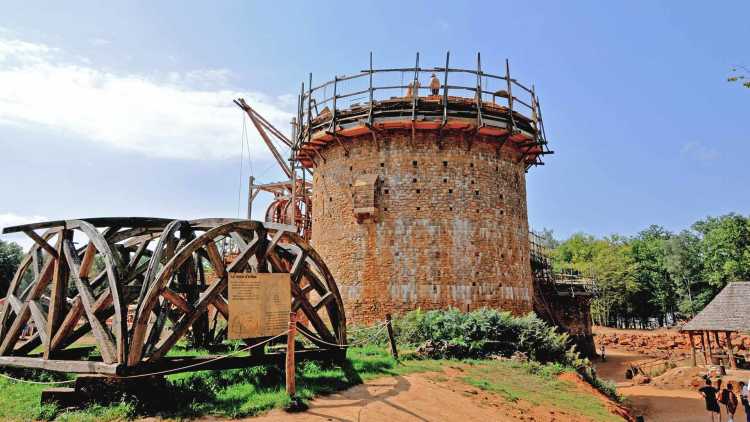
[688,332,697,367]
[725,331,737,370]
[385,313,398,360]
[712,331,723,366]
[700,331,709,365]
[286,311,297,397]
[247,175,255,219]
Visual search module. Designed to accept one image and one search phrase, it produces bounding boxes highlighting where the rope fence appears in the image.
[0,318,399,386]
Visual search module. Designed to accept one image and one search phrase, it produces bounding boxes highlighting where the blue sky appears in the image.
[0,1,748,247]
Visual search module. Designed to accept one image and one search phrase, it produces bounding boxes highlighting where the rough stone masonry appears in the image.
[310,130,534,324]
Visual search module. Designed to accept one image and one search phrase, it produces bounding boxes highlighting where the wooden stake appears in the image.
[386,313,398,360]
[286,311,297,397]
[699,331,708,365]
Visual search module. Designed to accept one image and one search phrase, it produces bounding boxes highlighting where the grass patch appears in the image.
[461,359,622,422]
[0,345,443,421]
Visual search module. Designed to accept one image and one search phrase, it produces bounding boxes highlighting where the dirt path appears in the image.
[595,348,749,422]
[240,367,624,422]
[247,372,518,422]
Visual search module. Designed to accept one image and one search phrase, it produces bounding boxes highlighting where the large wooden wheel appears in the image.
[0,218,346,374]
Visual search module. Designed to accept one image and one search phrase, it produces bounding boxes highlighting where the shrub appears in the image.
[389,308,577,365]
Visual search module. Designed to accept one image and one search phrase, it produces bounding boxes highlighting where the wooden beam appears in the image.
[78,242,97,279]
[23,230,58,258]
[725,331,737,370]
[211,296,228,319]
[28,300,50,346]
[162,288,193,314]
[0,356,120,375]
[204,242,226,279]
[44,230,71,359]
[63,239,117,364]
[688,332,697,367]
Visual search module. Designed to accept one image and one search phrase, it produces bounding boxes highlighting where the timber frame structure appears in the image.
[0,218,346,375]
[681,282,750,369]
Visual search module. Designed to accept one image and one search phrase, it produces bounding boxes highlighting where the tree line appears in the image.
[538,213,750,329]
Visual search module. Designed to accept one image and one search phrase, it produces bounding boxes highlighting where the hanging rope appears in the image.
[0,318,396,386]
[0,372,75,385]
[236,115,247,218]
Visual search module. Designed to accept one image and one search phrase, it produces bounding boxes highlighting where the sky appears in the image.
[0,0,748,248]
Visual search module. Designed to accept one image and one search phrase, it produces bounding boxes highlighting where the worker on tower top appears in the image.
[430,73,440,96]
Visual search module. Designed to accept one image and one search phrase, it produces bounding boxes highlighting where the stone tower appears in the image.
[293,55,551,324]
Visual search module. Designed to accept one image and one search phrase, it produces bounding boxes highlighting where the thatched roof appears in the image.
[682,282,750,332]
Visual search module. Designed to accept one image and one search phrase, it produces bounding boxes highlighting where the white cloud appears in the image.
[0,37,294,160]
[89,37,111,47]
[0,213,49,250]
[681,141,720,162]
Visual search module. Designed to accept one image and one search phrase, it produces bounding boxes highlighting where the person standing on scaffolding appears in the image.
[406,79,420,98]
[430,73,441,96]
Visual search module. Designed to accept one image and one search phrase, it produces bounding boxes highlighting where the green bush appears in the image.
[388,308,578,365]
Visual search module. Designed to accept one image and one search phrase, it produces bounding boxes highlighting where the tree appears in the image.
[630,225,674,326]
[536,228,560,250]
[664,230,703,317]
[693,213,750,288]
[0,240,24,297]
[728,66,750,89]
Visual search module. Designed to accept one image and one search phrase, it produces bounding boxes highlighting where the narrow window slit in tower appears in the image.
[380,162,385,167]
[412,178,417,183]
[448,189,453,194]
[416,207,420,211]
[443,161,448,167]
[412,160,417,167]
[443,178,447,183]
[416,189,420,193]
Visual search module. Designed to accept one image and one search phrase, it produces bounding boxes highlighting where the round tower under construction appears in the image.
[292,54,552,324]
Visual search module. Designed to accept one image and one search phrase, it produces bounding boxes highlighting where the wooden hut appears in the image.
[681,282,750,368]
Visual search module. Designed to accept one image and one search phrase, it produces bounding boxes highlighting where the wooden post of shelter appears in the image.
[385,313,398,360]
[688,332,697,367]
[705,331,713,364]
[725,331,737,370]
[712,331,723,366]
[286,311,297,398]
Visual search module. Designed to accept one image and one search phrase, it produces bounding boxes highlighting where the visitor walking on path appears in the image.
[739,381,749,422]
[700,378,722,422]
[722,383,738,422]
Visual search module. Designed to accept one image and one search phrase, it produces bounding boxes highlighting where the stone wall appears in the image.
[310,130,533,324]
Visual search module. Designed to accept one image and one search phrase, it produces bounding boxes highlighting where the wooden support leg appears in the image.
[286,312,296,398]
[701,331,708,365]
[688,332,697,367]
[725,331,737,370]
[712,331,723,367]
